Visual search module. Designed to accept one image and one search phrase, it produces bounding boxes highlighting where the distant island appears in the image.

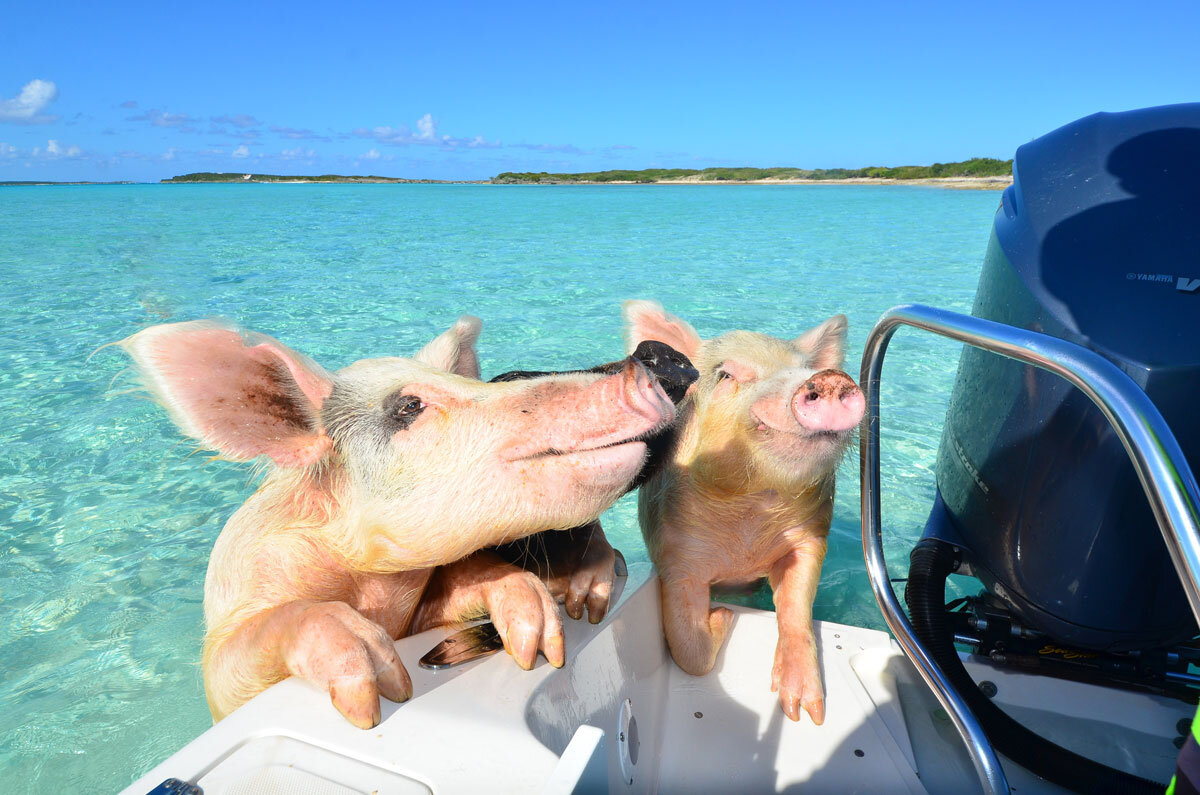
[161,172,473,184]
[154,159,1013,188]
[0,180,137,186]
[492,158,1013,186]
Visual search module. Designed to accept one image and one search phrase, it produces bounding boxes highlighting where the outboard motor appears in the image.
[905,103,1200,792]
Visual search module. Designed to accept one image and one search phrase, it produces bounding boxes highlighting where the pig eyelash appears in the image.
[715,369,732,381]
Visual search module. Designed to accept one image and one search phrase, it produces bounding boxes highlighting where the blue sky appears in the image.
[2,0,1197,182]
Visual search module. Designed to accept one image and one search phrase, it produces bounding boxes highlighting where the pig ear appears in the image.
[120,320,335,468]
[793,314,848,371]
[622,300,702,360]
[413,315,482,378]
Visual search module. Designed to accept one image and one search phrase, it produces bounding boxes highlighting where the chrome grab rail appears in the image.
[859,304,1200,795]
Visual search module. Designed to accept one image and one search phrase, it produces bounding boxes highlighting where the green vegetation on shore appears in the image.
[493,168,704,184]
[492,158,1012,184]
[160,158,1012,186]
[161,172,456,184]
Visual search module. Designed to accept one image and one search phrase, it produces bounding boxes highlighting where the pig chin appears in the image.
[750,414,856,480]
[508,438,650,494]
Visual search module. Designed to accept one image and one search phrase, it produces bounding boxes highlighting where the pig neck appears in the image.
[233,462,434,575]
[204,467,434,647]
[663,411,836,578]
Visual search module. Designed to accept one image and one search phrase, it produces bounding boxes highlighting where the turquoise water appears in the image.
[0,184,996,791]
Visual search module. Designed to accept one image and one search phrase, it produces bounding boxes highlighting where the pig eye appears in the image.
[383,392,426,430]
[715,369,732,381]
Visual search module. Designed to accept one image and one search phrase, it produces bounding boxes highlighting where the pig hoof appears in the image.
[777,688,825,726]
[282,601,412,729]
[488,571,565,669]
[771,641,825,725]
[564,544,619,624]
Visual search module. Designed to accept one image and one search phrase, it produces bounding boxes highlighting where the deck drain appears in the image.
[618,698,640,785]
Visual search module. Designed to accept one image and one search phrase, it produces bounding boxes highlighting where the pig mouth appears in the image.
[751,413,853,443]
[506,433,652,463]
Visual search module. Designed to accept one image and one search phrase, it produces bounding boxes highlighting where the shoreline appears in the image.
[3,176,1012,190]
[171,175,1012,190]
[492,176,1011,190]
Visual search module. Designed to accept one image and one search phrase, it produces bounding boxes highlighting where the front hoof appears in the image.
[771,638,824,725]
[489,572,566,669]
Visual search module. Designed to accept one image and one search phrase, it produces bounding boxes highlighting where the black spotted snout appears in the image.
[629,340,699,404]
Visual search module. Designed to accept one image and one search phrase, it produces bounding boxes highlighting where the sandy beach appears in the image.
[662,175,1012,190]
[151,174,1013,190]
[508,175,1013,190]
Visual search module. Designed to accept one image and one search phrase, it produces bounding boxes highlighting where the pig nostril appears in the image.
[803,391,820,404]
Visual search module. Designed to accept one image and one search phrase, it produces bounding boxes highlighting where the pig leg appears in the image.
[768,536,829,725]
[412,551,565,669]
[205,600,412,729]
[562,522,619,624]
[660,577,734,675]
[491,522,622,624]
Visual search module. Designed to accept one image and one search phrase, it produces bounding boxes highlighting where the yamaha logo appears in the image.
[1125,273,1200,292]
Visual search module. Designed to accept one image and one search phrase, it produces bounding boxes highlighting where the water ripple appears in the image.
[0,183,996,791]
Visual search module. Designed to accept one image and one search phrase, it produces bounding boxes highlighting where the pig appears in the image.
[625,300,865,726]
[117,315,675,728]
[484,340,700,623]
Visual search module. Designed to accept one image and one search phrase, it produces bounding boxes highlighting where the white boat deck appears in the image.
[124,564,1188,794]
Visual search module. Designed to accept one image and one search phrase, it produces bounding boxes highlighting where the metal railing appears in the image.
[858,304,1200,795]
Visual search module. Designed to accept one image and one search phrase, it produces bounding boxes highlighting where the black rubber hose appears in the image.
[905,538,1165,794]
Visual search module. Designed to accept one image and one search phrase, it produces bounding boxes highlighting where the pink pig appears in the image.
[119,316,674,728]
[625,301,864,725]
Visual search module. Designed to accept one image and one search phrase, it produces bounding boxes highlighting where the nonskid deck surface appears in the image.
[125,567,1190,794]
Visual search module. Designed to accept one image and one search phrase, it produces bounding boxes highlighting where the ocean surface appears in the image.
[0,183,998,791]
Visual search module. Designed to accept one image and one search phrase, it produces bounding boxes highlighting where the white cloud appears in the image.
[362,148,380,160]
[207,125,259,140]
[0,142,17,158]
[28,139,83,159]
[212,113,260,129]
[50,140,81,157]
[351,114,502,151]
[280,147,316,160]
[0,79,59,123]
[270,125,330,142]
[162,147,179,161]
[416,113,436,140]
[127,108,197,131]
[232,144,250,158]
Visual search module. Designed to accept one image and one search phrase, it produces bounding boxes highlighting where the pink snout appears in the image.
[792,370,865,433]
[619,358,676,427]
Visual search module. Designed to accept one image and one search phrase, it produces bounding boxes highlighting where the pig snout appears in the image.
[630,340,699,404]
[791,370,865,434]
[620,358,676,427]
[505,359,675,461]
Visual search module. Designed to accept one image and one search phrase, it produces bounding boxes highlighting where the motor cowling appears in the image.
[931,103,1200,651]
